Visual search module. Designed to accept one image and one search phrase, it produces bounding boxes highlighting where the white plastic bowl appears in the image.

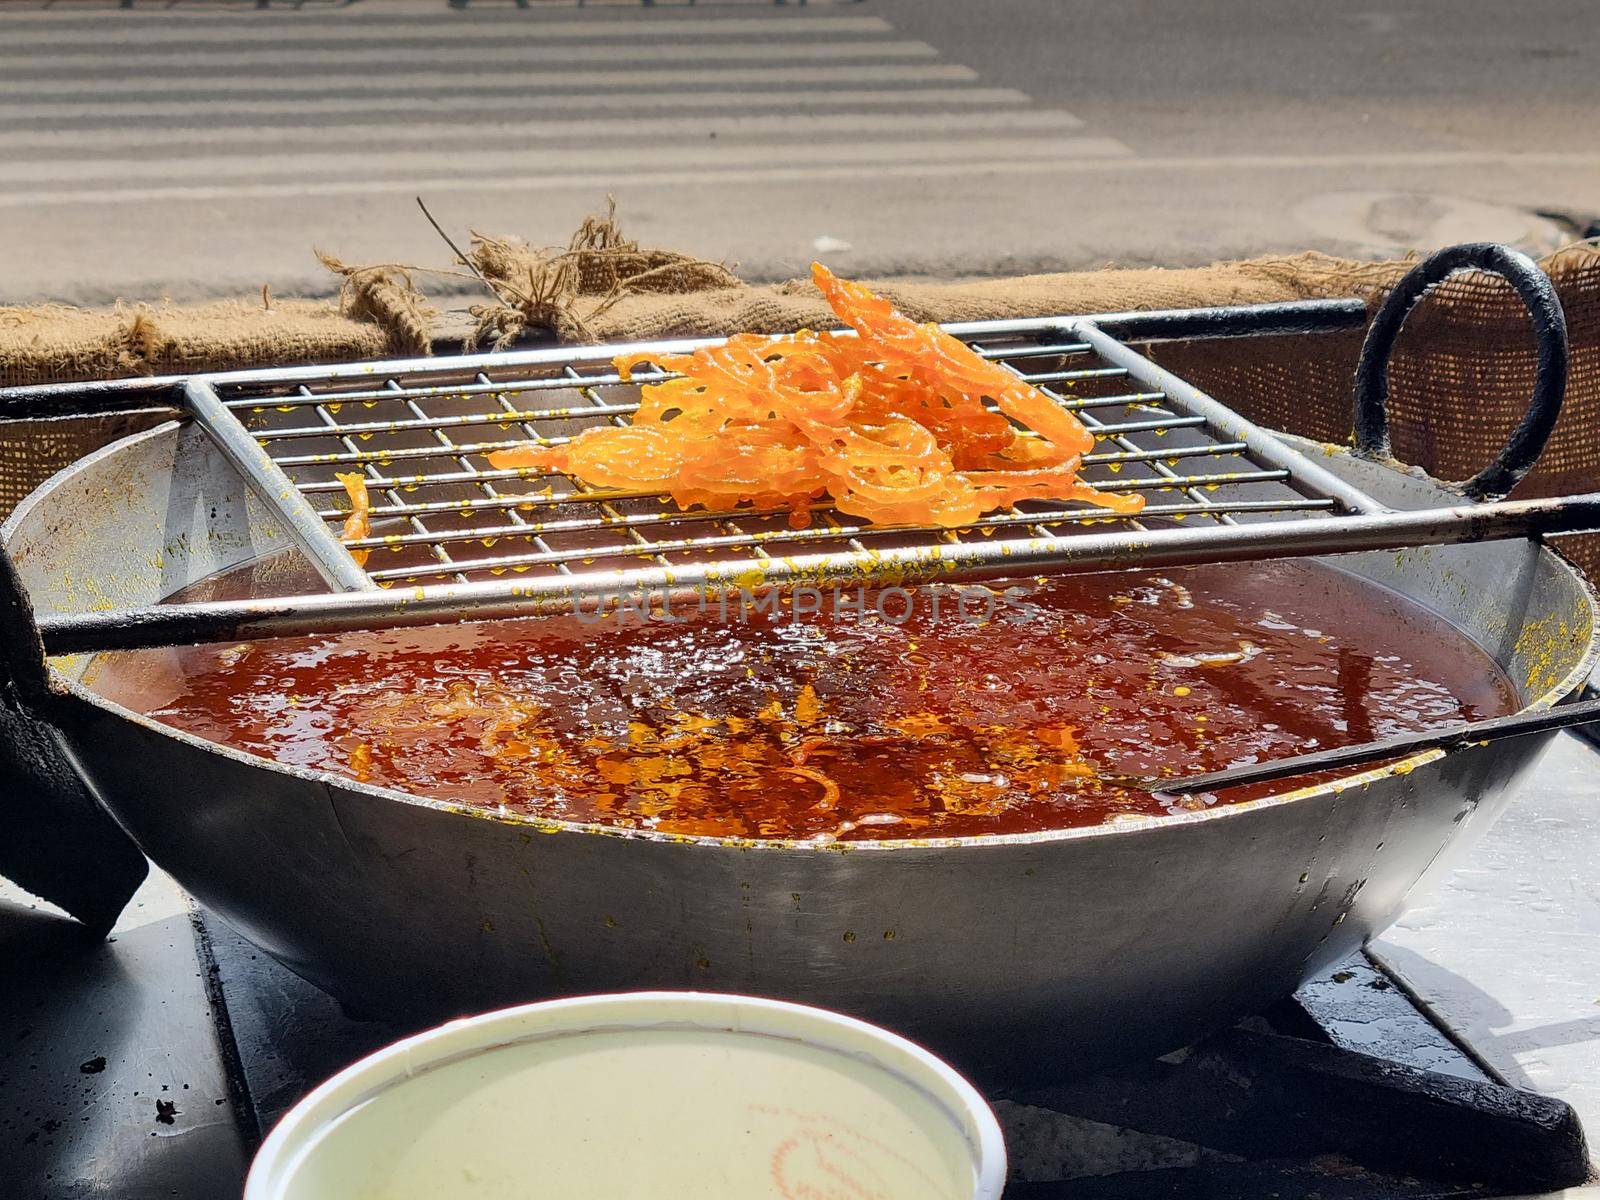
[245,991,1007,1200]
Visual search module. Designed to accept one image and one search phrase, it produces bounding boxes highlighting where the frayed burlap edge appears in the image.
[315,251,434,359]
[459,201,741,350]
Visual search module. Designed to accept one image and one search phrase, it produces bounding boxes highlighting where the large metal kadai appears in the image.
[1,243,1596,1080]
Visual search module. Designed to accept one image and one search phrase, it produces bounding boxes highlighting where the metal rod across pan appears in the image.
[36,491,1600,655]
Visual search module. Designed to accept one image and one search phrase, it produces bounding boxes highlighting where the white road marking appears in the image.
[0,87,1034,123]
[0,136,1136,187]
[0,109,1085,153]
[2,151,1591,212]
[0,159,1113,209]
[1097,150,1600,170]
[2,39,942,72]
[0,62,983,96]
[0,15,896,45]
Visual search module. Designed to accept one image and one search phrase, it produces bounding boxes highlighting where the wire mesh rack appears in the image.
[214,316,1381,592]
[9,246,1594,658]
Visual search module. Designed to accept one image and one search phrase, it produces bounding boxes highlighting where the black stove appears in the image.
[198,912,1589,1200]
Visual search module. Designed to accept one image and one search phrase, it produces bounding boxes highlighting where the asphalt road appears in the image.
[0,0,1596,304]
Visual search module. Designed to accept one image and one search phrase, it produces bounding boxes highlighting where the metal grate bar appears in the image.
[182,379,373,592]
[352,472,1298,583]
[252,369,1136,445]
[310,442,1254,522]
[278,396,1177,477]
[356,498,1334,577]
[334,469,1296,543]
[221,340,1096,413]
[273,390,1171,471]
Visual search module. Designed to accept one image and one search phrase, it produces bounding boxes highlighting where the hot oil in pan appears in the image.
[93,561,1515,841]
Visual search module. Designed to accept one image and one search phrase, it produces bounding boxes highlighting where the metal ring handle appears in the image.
[1352,241,1568,501]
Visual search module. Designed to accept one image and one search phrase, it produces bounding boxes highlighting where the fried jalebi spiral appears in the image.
[487,264,1144,528]
[336,471,372,566]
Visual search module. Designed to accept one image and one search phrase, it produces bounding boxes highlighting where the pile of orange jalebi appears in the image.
[486,263,1143,528]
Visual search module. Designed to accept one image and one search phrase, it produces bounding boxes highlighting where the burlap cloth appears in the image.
[0,295,393,521]
[3,236,1597,579]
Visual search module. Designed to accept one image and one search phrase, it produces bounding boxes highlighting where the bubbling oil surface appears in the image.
[94,561,1515,841]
